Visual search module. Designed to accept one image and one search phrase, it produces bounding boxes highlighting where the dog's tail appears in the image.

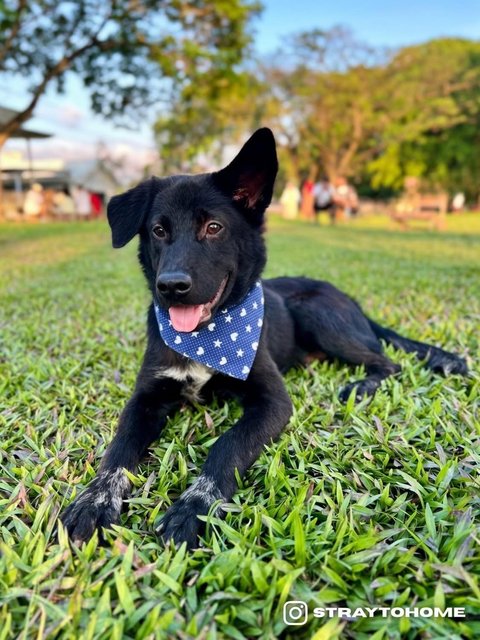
[368,319,468,375]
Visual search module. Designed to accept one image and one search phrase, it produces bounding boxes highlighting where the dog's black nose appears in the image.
[156,272,193,297]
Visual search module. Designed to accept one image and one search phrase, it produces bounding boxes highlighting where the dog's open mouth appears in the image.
[168,275,229,332]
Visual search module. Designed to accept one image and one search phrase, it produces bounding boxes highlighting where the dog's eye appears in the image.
[206,222,223,236]
[152,224,166,239]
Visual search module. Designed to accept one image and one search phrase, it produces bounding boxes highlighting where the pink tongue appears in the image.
[169,305,204,332]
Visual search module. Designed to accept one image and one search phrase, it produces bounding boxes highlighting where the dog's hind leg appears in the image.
[368,320,468,376]
[285,286,401,402]
[335,347,401,403]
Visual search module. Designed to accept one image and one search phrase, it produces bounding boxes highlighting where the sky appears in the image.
[1,0,479,182]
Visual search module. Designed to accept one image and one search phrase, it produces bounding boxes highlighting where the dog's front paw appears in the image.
[156,498,205,549]
[157,475,225,548]
[60,470,130,544]
[60,491,121,544]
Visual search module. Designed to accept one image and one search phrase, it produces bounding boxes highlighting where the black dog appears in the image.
[61,128,468,547]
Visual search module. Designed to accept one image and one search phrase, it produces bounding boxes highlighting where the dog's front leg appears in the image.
[61,374,182,544]
[158,350,293,548]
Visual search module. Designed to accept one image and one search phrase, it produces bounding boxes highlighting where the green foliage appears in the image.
[1,215,479,638]
[158,30,480,201]
[0,0,260,142]
[155,70,264,172]
[368,39,480,198]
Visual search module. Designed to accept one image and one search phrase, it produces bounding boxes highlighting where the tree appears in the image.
[154,28,480,202]
[155,27,387,181]
[154,69,264,173]
[0,0,261,150]
[261,28,390,184]
[368,38,480,199]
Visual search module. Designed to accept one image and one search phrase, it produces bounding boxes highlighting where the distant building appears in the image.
[0,105,54,215]
[1,105,121,216]
[67,159,119,201]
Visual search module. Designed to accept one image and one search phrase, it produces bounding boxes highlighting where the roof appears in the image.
[67,159,120,196]
[0,106,52,139]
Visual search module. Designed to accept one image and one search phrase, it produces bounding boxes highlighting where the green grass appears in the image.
[1,214,479,640]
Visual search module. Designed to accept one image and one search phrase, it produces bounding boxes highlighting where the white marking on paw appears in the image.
[182,475,225,509]
[92,468,130,512]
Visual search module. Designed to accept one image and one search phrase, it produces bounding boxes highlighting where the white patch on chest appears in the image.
[155,361,213,402]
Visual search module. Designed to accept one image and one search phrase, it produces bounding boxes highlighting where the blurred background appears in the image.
[0,0,479,223]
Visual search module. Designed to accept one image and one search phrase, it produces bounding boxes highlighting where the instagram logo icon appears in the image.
[283,601,308,625]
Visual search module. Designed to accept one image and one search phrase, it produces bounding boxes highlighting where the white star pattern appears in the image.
[154,281,264,380]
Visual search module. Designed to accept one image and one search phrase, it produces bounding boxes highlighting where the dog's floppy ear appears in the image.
[213,128,278,216]
[107,177,161,248]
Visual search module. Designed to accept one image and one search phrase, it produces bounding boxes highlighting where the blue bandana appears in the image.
[154,282,264,380]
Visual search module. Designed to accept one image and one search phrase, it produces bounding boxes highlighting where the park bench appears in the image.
[391,193,448,230]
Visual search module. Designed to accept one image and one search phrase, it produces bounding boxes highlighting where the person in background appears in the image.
[280,181,301,219]
[72,184,91,219]
[53,186,76,219]
[90,192,103,217]
[451,192,465,213]
[332,177,359,222]
[23,183,44,220]
[301,177,315,220]
[313,177,335,223]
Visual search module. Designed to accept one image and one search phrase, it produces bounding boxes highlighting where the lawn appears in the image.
[1,213,479,640]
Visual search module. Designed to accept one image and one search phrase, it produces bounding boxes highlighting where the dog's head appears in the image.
[107,128,278,332]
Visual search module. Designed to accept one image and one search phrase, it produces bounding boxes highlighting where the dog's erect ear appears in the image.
[107,177,161,248]
[213,128,278,215]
